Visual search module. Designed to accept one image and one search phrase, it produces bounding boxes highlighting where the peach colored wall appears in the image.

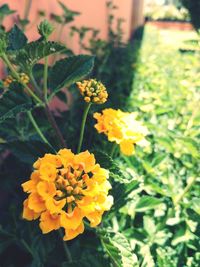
[0,0,134,78]
[1,0,133,48]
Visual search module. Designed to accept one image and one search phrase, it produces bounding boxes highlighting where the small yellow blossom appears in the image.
[3,73,29,88]
[19,73,30,84]
[3,75,14,87]
[22,149,113,241]
[94,108,149,156]
[76,79,108,104]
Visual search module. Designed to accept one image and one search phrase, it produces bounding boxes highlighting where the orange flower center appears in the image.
[54,166,89,205]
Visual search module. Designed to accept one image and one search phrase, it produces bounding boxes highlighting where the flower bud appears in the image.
[76,79,108,104]
[38,20,54,40]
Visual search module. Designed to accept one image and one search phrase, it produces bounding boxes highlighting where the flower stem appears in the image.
[43,57,48,102]
[1,53,43,105]
[58,229,72,263]
[27,111,56,153]
[23,0,32,30]
[77,102,92,153]
[110,143,117,158]
[29,71,41,95]
[174,176,197,206]
[44,104,66,148]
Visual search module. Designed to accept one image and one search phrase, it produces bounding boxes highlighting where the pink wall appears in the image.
[1,0,133,50]
[0,0,133,78]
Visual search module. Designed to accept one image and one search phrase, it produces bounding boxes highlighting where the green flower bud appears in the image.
[38,20,54,40]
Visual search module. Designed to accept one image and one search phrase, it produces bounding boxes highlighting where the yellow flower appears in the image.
[94,108,149,156]
[3,73,29,88]
[19,73,30,84]
[3,75,14,87]
[21,149,113,241]
[76,79,108,104]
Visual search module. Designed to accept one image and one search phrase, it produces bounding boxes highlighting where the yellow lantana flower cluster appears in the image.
[22,149,113,241]
[3,75,14,87]
[94,108,149,156]
[76,79,108,104]
[3,73,30,87]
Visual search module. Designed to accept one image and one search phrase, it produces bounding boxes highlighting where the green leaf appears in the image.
[6,140,52,164]
[58,1,80,23]
[151,153,167,167]
[93,150,114,170]
[156,136,174,153]
[14,41,66,71]
[0,85,32,124]
[112,180,140,211]
[172,227,195,246]
[175,137,200,159]
[0,4,15,21]
[140,245,155,267]
[48,55,94,98]
[135,196,163,212]
[100,230,139,267]
[7,24,27,50]
[92,151,140,211]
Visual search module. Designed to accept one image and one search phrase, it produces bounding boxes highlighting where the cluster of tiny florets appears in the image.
[94,108,150,156]
[22,149,113,241]
[76,79,108,104]
[3,73,29,87]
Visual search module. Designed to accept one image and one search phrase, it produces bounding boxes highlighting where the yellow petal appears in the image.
[43,154,62,168]
[60,207,83,230]
[21,171,40,193]
[28,193,46,213]
[58,149,74,167]
[77,196,95,214]
[39,163,57,182]
[39,211,60,234]
[22,199,40,220]
[37,181,56,200]
[63,221,84,241]
[45,198,66,214]
[74,151,95,172]
[119,140,135,156]
[86,211,103,227]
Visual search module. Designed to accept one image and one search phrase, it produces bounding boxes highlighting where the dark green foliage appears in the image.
[7,24,27,51]
[0,85,32,124]
[13,41,66,71]
[99,230,139,267]
[181,0,200,31]
[51,1,80,24]
[48,55,95,98]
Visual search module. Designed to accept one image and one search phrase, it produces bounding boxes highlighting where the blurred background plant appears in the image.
[181,0,200,32]
[145,0,189,22]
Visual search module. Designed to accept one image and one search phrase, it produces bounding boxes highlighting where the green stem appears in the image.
[77,102,92,153]
[58,229,72,263]
[110,143,117,158]
[29,71,42,95]
[21,238,35,257]
[27,111,56,153]
[23,0,32,21]
[2,53,42,105]
[43,57,48,102]
[100,236,118,267]
[22,0,32,31]
[44,104,67,148]
[174,176,197,205]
